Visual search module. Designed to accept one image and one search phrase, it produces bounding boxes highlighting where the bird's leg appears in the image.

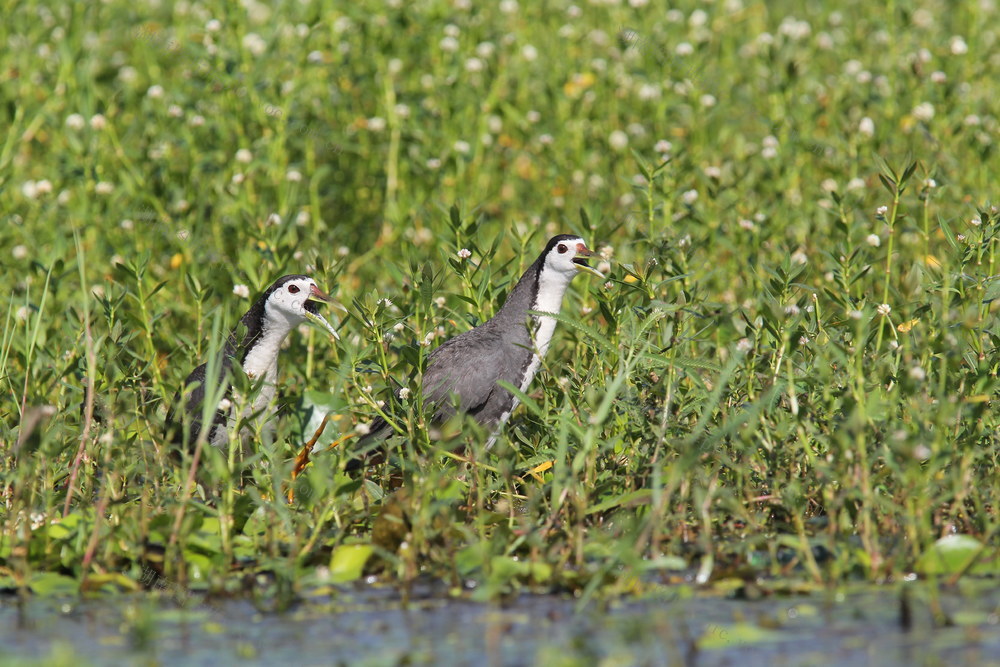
[288,416,356,502]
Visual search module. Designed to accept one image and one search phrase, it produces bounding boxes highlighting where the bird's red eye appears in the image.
[557,244,568,254]
[288,284,300,294]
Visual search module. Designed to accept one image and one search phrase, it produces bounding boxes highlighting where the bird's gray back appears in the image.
[422,320,533,425]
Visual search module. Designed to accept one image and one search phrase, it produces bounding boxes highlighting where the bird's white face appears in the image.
[265,277,329,324]
[543,237,604,278]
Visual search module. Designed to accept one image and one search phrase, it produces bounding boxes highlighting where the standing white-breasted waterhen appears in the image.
[168,274,343,450]
[350,234,604,466]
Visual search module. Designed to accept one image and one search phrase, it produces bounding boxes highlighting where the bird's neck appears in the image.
[239,316,296,382]
[495,261,574,360]
[527,265,574,360]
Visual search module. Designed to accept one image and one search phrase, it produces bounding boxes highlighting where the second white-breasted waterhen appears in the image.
[168,274,343,449]
[351,234,603,465]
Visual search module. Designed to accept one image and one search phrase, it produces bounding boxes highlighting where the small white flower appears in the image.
[426,158,442,169]
[736,337,752,353]
[700,94,717,108]
[798,335,810,346]
[236,149,253,164]
[394,103,411,119]
[526,110,540,123]
[877,303,891,317]
[218,398,232,411]
[242,33,267,56]
[866,234,881,247]
[923,178,937,189]
[89,114,107,130]
[791,250,808,265]
[453,140,471,154]
[909,366,926,381]
[233,284,250,298]
[500,0,518,13]
[761,146,778,159]
[821,179,838,192]
[15,306,30,322]
[206,19,221,32]
[521,44,538,61]
[189,114,205,127]
[914,444,931,459]
[950,36,968,55]
[21,181,39,199]
[681,189,698,205]
[784,304,800,316]
[476,41,496,58]
[296,210,309,226]
[337,246,350,257]
[120,219,134,230]
[167,104,183,118]
[930,71,947,84]
[12,244,28,259]
[367,116,386,132]
[307,50,324,64]
[440,36,459,52]
[95,181,114,195]
[608,130,629,151]
[703,166,721,179]
[286,169,303,182]
[675,42,694,56]
[457,248,472,259]
[848,309,864,320]
[876,205,889,216]
[146,85,164,99]
[603,280,614,290]
[957,233,967,242]
[677,234,692,248]
[847,178,866,191]
[231,172,245,185]
[738,218,755,231]
[434,296,446,308]
[654,139,672,154]
[399,387,411,400]
[66,113,85,130]
[354,422,371,436]
[912,102,934,121]
[266,213,282,226]
[538,134,554,145]
[970,217,982,227]
[858,117,875,136]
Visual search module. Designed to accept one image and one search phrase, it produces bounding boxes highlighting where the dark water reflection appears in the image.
[2,582,998,666]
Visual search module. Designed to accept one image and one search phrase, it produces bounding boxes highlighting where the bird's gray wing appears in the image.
[421,327,509,422]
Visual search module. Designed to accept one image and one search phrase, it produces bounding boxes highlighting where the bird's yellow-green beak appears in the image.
[304,284,347,340]
[572,243,605,278]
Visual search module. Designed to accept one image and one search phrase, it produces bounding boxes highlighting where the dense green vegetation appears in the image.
[2,0,997,615]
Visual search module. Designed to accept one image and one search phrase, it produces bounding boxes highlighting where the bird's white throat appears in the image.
[520,265,575,391]
[241,318,297,406]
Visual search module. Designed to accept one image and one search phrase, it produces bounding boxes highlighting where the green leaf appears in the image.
[916,534,991,576]
[29,572,79,597]
[528,309,615,354]
[329,544,374,583]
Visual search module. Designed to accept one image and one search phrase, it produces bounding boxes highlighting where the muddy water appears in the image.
[2,583,998,666]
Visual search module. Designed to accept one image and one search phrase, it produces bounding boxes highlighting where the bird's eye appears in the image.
[288,285,300,294]
[557,244,568,254]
